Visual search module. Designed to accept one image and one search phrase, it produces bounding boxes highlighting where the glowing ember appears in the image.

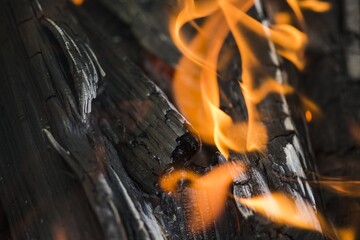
[338,228,356,240]
[299,94,322,120]
[53,225,67,240]
[71,0,84,6]
[305,110,312,122]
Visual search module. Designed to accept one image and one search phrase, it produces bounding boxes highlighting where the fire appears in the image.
[305,110,312,122]
[171,0,312,158]
[160,163,322,233]
[160,162,246,232]
[160,164,358,239]
[164,0,349,238]
[236,193,321,231]
[315,177,360,197]
[298,0,331,12]
[237,193,357,240]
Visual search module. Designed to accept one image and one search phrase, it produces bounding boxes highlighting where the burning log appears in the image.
[153,0,326,239]
[74,0,330,239]
[0,0,357,239]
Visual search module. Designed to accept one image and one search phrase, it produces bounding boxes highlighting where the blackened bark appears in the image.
[0,0,198,239]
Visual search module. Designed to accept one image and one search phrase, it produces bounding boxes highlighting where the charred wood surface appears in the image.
[96,0,180,65]
[0,0,199,239]
[0,0,356,239]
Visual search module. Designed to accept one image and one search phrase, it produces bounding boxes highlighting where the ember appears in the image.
[70,0,84,6]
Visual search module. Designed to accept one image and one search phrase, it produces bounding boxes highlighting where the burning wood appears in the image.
[0,0,358,239]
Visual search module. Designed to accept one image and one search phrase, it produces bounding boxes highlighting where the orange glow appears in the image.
[349,121,360,146]
[305,110,312,122]
[274,12,292,24]
[54,225,67,240]
[338,228,356,240]
[171,0,308,157]
[300,94,322,119]
[71,0,84,6]
[159,162,246,232]
[236,193,321,232]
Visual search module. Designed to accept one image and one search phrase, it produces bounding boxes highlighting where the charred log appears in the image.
[0,0,198,239]
[0,0,356,239]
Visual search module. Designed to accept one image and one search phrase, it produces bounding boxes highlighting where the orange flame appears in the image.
[237,193,357,240]
[236,193,321,232]
[166,0,352,238]
[160,162,246,232]
[316,177,360,197]
[171,0,308,157]
[160,165,357,239]
[300,94,322,117]
[298,0,331,12]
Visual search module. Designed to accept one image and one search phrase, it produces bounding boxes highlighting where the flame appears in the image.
[236,193,321,231]
[300,94,322,119]
[166,0,345,237]
[298,0,331,12]
[171,0,309,157]
[237,193,357,240]
[160,165,358,239]
[71,0,84,6]
[316,177,360,197]
[160,161,246,232]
